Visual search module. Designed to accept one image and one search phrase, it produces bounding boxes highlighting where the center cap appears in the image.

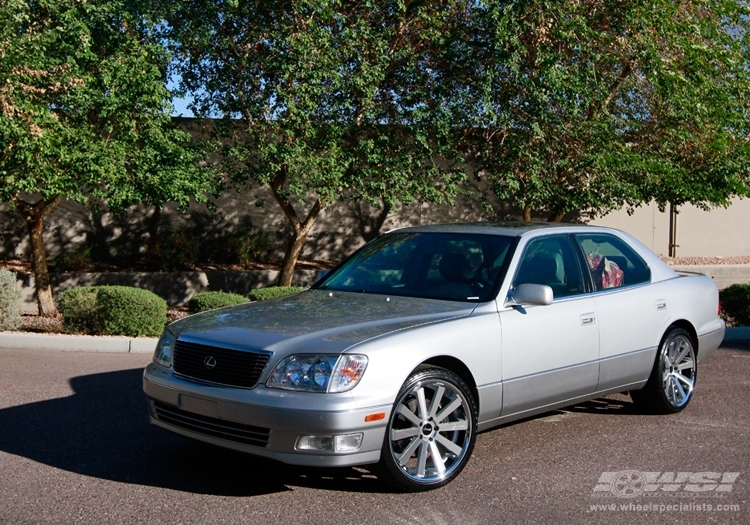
[422,423,433,435]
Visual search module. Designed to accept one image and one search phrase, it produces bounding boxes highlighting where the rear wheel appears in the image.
[378,366,477,491]
[631,328,697,414]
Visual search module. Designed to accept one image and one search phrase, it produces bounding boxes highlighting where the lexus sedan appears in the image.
[143,223,725,491]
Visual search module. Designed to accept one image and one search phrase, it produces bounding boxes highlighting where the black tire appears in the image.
[631,327,697,414]
[377,366,477,492]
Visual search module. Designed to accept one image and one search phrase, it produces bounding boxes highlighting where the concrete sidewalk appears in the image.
[0,327,748,354]
[0,332,157,353]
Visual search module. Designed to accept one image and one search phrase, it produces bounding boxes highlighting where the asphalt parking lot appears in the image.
[0,342,747,525]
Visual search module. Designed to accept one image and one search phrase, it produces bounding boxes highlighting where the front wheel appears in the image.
[631,328,697,414]
[377,366,477,492]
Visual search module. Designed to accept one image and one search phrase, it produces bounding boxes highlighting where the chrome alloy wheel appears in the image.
[388,377,473,483]
[662,332,696,409]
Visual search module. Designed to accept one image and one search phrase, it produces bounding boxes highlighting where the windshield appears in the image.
[315,232,516,302]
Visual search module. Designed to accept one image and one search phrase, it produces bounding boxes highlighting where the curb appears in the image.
[0,332,157,354]
[722,326,750,342]
[0,328,748,354]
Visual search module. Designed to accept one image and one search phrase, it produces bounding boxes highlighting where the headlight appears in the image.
[153,330,175,367]
[267,354,368,393]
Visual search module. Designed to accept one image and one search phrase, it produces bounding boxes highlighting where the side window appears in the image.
[512,236,584,299]
[575,233,651,290]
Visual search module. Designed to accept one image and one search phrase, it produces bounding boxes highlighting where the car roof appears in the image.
[386,221,612,237]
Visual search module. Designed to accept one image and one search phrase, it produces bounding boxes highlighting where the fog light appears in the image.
[296,433,364,453]
[296,435,333,451]
[334,433,363,452]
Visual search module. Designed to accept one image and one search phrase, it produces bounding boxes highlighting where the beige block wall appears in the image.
[591,197,750,257]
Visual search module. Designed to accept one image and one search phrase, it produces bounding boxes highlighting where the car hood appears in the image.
[170,289,476,355]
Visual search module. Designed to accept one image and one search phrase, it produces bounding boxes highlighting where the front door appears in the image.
[500,234,600,415]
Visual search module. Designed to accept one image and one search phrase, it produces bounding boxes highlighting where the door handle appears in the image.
[656,299,667,310]
[580,313,596,326]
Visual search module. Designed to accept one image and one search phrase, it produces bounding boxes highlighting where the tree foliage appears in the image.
[0,0,214,315]
[465,0,750,221]
[156,0,472,285]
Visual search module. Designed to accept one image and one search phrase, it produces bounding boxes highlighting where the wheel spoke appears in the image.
[416,387,429,420]
[396,437,421,467]
[397,404,422,427]
[428,386,445,419]
[435,398,463,423]
[438,420,468,432]
[665,376,676,403]
[429,441,446,474]
[674,373,694,391]
[676,359,695,372]
[435,433,464,457]
[673,340,690,365]
[391,427,420,441]
[416,441,429,478]
[674,376,687,402]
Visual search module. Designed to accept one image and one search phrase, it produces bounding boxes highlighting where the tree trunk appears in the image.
[14,197,61,317]
[354,200,391,242]
[547,210,566,223]
[522,205,532,222]
[270,168,324,287]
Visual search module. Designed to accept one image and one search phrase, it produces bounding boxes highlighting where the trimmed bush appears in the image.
[95,286,167,337]
[249,286,305,302]
[720,284,750,327]
[188,291,249,314]
[0,270,21,331]
[58,286,99,334]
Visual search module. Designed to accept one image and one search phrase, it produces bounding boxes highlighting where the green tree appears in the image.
[0,0,214,316]
[158,0,471,286]
[467,0,750,221]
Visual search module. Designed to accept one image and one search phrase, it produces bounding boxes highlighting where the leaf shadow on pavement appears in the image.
[0,368,394,496]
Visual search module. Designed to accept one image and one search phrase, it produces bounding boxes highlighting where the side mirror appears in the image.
[506,283,553,307]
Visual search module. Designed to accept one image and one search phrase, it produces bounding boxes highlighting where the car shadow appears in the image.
[0,368,392,496]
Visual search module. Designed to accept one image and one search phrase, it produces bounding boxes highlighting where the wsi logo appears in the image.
[593,471,740,498]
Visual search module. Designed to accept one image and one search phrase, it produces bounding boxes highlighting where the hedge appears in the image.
[58,286,99,334]
[188,291,249,314]
[59,285,167,337]
[249,286,305,301]
[720,283,750,327]
[95,286,167,337]
[0,270,21,331]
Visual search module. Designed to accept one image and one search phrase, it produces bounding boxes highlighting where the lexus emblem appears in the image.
[203,356,217,369]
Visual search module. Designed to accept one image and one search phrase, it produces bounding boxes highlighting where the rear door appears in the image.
[574,232,672,390]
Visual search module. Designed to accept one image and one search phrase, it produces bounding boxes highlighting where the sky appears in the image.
[171,96,194,117]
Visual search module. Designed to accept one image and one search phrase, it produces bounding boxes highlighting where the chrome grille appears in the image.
[150,401,270,447]
[173,339,270,388]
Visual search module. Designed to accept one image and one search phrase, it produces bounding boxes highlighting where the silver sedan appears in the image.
[143,223,725,491]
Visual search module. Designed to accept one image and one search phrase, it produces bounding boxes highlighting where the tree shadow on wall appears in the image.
[0,368,391,496]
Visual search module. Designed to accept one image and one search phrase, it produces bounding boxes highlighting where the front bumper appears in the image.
[143,363,390,467]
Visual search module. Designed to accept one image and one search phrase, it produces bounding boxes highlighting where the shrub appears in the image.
[0,270,21,331]
[249,286,305,302]
[50,245,93,272]
[230,230,271,267]
[58,286,99,334]
[188,291,249,314]
[95,286,167,337]
[720,283,750,327]
[149,229,200,272]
